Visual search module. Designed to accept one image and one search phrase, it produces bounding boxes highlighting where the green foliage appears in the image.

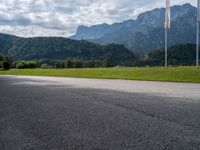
[53,60,83,68]
[0,55,3,61]
[16,60,38,69]
[41,64,53,69]
[83,60,96,68]
[55,61,65,68]
[0,34,135,66]
[73,60,83,68]
[2,61,10,70]
[65,60,73,68]
[14,59,121,69]
[0,54,12,69]
[101,58,112,67]
[136,44,200,66]
[1,33,199,67]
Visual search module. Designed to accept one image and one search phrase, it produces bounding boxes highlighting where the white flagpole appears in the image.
[165,26,168,68]
[197,0,199,67]
[165,0,170,68]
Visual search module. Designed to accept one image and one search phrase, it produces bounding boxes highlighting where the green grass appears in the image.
[0,67,200,83]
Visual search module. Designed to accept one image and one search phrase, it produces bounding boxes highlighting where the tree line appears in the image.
[135,43,200,66]
[1,43,199,70]
[12,59,112,69]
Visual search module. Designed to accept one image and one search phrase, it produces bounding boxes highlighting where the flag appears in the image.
[165,0,170,29]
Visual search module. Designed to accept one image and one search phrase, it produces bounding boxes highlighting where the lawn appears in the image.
[0,66,200,83]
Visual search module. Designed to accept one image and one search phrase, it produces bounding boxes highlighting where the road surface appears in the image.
[0,75,200,150]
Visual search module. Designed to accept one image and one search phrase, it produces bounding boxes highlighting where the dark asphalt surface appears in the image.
[0,76,200,150]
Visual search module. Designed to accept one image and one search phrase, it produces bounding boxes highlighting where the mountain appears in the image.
[71,3,196,52]
[0,33,135,66]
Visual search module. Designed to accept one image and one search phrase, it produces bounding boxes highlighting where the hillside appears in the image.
[141,43,199,66]
[0,33,135,66]
[71,3,196,52]
[0,33,19,54]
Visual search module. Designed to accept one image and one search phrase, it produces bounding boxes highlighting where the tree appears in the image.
[2,61,10,70]
[102,58,112,67]
[73,60,83,68]
[0,54,12,69]
[84,60,96,68]
[0,55,3,61]
[65,60,73,68]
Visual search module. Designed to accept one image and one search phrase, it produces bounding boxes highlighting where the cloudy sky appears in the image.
[0,0,196,37]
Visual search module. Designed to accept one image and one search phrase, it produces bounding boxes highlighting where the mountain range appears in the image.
[0,33,198,67]
[71,3,197,52]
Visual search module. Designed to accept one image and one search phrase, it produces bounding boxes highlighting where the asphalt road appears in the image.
[0,76,200,150]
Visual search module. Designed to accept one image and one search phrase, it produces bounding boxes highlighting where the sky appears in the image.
[0,0,196,37]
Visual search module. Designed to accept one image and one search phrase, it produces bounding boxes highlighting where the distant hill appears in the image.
[0,33,19,54]
[139,43,199,66]
[71,3,196,52]
[0,33,135,66]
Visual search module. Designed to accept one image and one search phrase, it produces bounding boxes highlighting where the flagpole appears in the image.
[165,27,168,68]
[197,0,199,68]
[165,0,170,68]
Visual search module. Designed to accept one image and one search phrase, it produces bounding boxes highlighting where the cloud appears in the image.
[0,0,196,37]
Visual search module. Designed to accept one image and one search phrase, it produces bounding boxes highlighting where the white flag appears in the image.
[165,0,170,29]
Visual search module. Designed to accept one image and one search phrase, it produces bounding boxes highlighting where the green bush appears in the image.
[41,64,52,69]
[102,58,112,67]
[72,60,83,68]
[2,61,11,70]
[16,60,38,69]
[65,60,73,68]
